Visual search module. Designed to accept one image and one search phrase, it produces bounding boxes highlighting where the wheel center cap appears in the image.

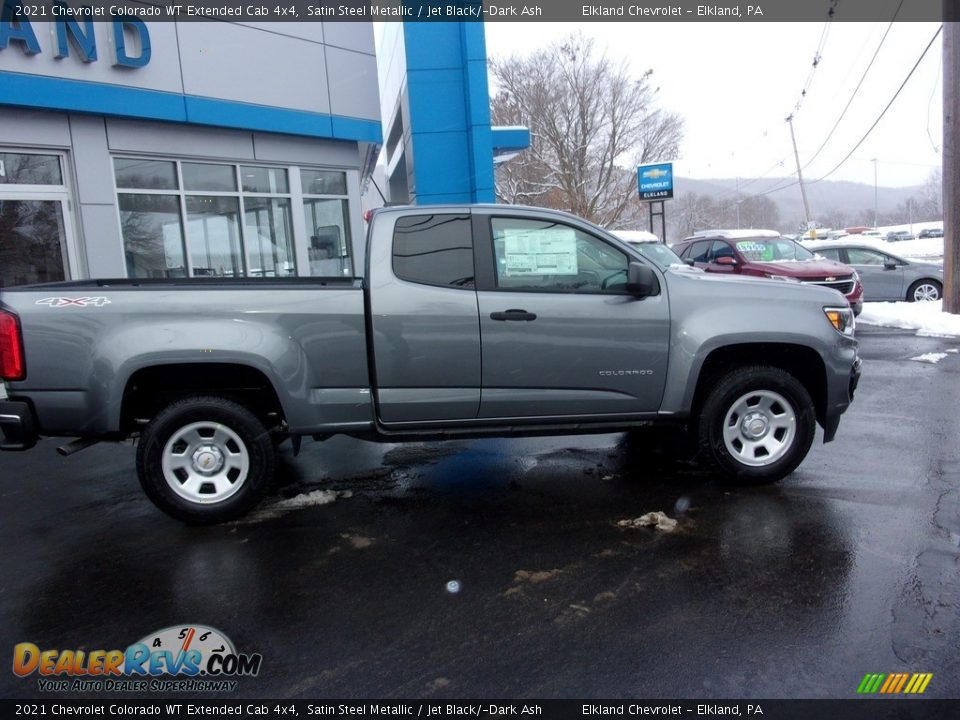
[192,445,225,475]
[741,412,769,439]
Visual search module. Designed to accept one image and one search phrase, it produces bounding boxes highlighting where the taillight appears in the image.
[0,310,25,381]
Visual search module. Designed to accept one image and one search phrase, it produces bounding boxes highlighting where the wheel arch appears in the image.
[907,277,943,301]
[689,343,829,429]
[119,363,286,435]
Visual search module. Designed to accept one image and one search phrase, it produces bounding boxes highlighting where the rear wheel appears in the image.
[136,396,275,524]
[697,366,815,484]
[907,279,942,302]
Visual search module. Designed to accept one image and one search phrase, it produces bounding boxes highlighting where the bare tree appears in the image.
[670,193,719,238]
[491,33,683,228]
[919,167,942,219]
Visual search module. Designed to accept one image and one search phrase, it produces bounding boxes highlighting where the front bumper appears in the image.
[0,400,38,451]
[849,356,862,400]
[823,354,862,442]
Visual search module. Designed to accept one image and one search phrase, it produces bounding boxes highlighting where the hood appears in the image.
[667,266,844,304]
[747,258,853,278]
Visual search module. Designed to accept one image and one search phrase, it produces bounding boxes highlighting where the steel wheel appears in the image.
[697,365,815,484]
[161,421,250,504]
[909,280,941,302]
[138,396,276,524]
[721,390,797,467]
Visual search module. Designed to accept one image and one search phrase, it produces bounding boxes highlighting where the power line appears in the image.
[704,6,839,202]
[733,25,943,204]
[801,0,904,170]
[812,25,943,183]
[790,14,836,116]
[927,44,943,153]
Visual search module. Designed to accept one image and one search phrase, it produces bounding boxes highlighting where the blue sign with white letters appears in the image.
[0,0,150,68]
[637,162,674,201]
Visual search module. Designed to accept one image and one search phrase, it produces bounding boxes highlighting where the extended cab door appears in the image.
[473,210,670,419]
[368,211,481,423]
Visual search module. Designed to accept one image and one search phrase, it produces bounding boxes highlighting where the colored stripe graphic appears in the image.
[857,672,932,694]
[893,673,910,693]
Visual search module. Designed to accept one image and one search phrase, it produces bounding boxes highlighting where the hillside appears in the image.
[674,176,928,232]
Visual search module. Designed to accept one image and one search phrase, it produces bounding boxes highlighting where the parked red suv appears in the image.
[673,230,864,315]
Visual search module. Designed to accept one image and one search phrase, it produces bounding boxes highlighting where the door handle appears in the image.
[490,309,537,321]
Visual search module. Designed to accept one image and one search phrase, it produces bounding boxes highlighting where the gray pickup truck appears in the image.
[0,205,860,523]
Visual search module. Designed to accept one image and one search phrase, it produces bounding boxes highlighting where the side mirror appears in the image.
[626,262,660,297]
[883,261,898,270]
[715,256,737,266]
[684,258,695,266]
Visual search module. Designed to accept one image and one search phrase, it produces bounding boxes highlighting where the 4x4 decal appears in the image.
[35,297,111,308]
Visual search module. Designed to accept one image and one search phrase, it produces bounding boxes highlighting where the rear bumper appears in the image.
[0,400,38,451]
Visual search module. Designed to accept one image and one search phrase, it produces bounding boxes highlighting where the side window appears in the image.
[490,217,628,293]
[846,248,885,265]
[392,214,474,288]
[711,241,735,260]
[815,248,842,261]
[688,241,712,263]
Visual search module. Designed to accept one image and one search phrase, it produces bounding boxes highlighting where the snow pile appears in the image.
[618,511,678,532]
[858,301,960,338]
[234,489,353,523]
[910,353,949,364]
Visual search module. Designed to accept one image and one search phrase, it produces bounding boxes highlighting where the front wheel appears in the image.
[136,396,276,524]
[696,366,816,484]
[907,279,942,302]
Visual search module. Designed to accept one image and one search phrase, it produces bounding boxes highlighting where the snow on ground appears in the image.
[857,301,960,338]
[803,236,944,262]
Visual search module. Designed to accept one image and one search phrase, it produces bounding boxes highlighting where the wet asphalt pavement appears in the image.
[1,326,959,700]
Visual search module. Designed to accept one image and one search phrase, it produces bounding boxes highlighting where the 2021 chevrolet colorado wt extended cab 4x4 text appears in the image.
[0,205,861,523]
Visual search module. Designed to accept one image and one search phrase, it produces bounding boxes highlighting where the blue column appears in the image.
[401,21,495,204]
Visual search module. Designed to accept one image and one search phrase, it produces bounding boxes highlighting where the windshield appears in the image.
[734,237,816,262]
[628,241,683,268]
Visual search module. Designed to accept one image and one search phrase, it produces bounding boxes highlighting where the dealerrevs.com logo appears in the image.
[13,625,262,693]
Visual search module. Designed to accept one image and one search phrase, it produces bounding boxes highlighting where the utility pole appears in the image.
[786,114,813,236]
[945,15,959,314]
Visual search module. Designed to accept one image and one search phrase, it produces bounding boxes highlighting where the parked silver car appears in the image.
[811,244,943,302]
[609,231,688,268]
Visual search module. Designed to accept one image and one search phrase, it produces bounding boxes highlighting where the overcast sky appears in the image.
[483,22,944,188]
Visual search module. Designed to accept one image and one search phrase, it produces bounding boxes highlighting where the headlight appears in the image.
[824,306,855,336]
[851,269,861,283]
[767,274,800,283]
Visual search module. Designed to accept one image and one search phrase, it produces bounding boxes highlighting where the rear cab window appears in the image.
[392,214,475,288]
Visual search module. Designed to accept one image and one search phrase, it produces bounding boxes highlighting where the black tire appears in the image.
[696,365,816,485]
[906,279,942,302]
[136,396,276,524]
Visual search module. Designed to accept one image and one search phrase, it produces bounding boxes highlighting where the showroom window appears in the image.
[0,151,76,288]
[302,169,352,277]
[115,158,348,279]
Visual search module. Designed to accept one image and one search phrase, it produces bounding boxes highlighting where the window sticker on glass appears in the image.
[503,227,578,275]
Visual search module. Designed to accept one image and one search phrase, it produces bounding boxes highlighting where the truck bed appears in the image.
[0,278,372,436]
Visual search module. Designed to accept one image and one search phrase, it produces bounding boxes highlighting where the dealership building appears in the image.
[0,16,526,287]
